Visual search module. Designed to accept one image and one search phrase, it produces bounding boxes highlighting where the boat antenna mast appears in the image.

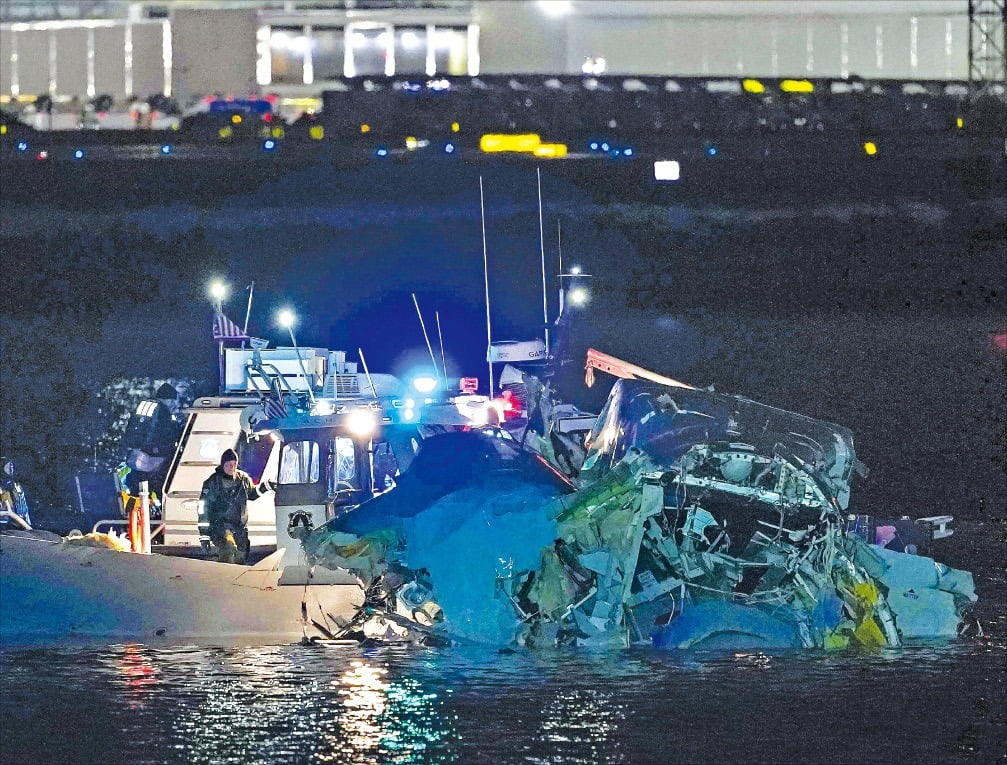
[537,167,550,356]
[479,176,495,395]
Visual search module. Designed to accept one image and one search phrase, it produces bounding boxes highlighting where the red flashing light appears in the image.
[495,391,519,420]
[263,113,273,122]
[992,328,1007,356]
[263,93,279,104]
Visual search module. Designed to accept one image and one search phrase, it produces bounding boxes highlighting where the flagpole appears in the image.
[480,176,494,396]
[213,303,225,395]
[537,167,549,356]
[242,281,254,349]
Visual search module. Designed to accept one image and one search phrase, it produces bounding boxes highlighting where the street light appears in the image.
[276,308,315,404]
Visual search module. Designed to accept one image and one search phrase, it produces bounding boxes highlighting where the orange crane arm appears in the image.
[584,348,696,390]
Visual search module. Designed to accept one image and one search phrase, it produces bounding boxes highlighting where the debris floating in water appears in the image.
[301,354,977,650]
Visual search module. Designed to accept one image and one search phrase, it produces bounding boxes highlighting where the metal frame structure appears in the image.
[968,0,1007,99]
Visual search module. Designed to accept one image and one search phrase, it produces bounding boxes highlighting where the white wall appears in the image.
[480,0,970,80]
[170,8,258,102]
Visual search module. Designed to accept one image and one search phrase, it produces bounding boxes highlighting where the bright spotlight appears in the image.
[570,265,582,275]
[313,400,335,416]
[538,0,573,17]
[568,286,589,306]
[411,375,438,394]
[73,149,85,159]
[209,281,227,301]
[277,308,296,329]
[346,408,377,437]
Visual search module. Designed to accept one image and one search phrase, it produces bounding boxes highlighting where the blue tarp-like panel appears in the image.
[653,600,803,650]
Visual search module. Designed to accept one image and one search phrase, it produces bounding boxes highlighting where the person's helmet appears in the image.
[1,459,14,477]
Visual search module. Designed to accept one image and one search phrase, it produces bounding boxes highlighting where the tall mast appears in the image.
[537,167,549,355]
[479,176,495,395]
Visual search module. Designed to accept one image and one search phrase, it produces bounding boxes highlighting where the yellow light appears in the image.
[533,143,568,158]
[171,123,179,130]
[742,79,765,94]
[271,126,284,138]
[780,79,814,93]
[309,125,324,140]
[451,121,460,133]
[0,124,6,135]
[863,141,878,156]
[218,126,233,139]
[956,116,964,129]
[231,114,242,124]
[405,136,418,150]
[479,133,541,153]
[360,123,371,133]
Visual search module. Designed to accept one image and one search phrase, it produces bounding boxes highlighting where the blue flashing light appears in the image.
[16,141,28,151]
[589,141,599,151]
[376,147,388,157]
[263,139,276,150]
[160,144,171,154]
[73,149,85,159]
[623,147,634,157]
[444,142,455,154]
[609,149,620,158]
[705,145,718,157]
[600,142,610,152]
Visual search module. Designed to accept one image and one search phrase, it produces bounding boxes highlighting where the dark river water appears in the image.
[2,522,1004,765]
[2,154,1005,764]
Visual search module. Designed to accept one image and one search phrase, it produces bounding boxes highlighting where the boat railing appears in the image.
[0,509,32,531]
[92,519,166,541]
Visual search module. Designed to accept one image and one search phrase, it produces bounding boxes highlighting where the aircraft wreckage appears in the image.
[293,350,977,650]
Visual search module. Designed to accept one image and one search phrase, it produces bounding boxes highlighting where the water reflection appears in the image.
[319,656,457,763]
[538,688,625,764]
[114,643,160,709]
[1,640,1003,764]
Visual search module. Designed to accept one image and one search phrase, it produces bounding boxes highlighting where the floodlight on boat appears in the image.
[313,400,335,416]
[346,408,377,437]
[277,308,296,329]
[209,281,227,301]
[568,287,589,306]
[411,375,438,394]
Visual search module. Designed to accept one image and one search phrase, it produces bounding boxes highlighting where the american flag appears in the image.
[262,394,287,420]
[212,312,248,342]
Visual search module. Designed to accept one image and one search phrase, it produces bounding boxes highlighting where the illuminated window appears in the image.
[395,27,427,74]
[431,27,469,76]
[328,437,357,501]
[279,441,320,484]
[311,27,345,80]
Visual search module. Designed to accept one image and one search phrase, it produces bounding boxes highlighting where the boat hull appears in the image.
[0,532,362,643]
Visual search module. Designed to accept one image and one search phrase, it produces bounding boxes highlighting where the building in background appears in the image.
[0,1,973,105]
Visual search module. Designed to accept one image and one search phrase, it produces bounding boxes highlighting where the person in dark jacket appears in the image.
[199,448,272,563]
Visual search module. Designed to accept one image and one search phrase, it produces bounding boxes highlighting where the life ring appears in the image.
[128,501,144,553]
